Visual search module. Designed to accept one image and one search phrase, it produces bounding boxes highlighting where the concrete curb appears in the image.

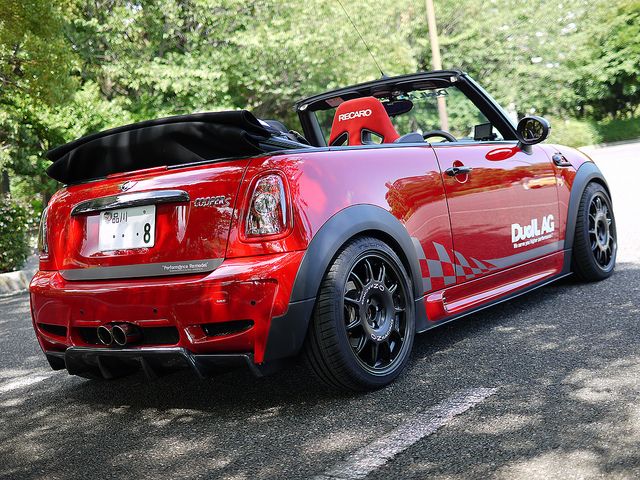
[0,255,38,295]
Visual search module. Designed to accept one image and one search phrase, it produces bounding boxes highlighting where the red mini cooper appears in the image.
[31,71,616,391]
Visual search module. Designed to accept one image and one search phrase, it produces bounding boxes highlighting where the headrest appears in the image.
[329,97,400,146]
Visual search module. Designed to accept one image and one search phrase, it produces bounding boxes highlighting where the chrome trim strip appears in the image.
[60,258,223,281]
[71,190,190,216]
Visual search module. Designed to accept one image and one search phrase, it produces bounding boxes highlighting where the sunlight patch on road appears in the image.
[314,388,497,480]
[0,373,55,394]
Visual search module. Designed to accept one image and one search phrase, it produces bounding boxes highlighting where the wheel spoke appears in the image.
[346,315,361,330]
[350,271,364,289]
[364,259,374,284]
[344,296,360,306]
[344,252,411,374]
[354,336,368,354]
[371,342,379,366]
[378,263,386,282]
[382,340,391,363]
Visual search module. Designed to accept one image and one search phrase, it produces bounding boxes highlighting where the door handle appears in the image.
[552,152,572,167]
[445,166,472,177]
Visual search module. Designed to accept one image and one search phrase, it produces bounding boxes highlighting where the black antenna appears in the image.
[335,0,386,77]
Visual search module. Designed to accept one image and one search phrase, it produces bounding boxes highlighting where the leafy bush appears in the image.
[547,117,602,148]
[546,116,640,147]
[596,117,640,143]
[0,197,31,273]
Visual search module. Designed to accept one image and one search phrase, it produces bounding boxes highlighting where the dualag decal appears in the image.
[511,214,555,249]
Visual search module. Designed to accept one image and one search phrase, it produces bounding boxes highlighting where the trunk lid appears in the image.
[45,159,249,280]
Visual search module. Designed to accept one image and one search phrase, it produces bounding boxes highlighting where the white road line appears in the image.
[315,387,497,480]
[0,374,55,395]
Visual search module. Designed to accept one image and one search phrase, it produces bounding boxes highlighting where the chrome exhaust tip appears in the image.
[97,325,114,345]
[112,323,142,346]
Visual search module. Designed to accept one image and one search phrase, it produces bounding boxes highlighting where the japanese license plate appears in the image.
[98,205,156,251]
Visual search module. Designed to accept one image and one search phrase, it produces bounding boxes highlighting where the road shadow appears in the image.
[1,264,639,479]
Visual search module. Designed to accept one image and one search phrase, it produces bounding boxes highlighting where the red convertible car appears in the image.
[30,71,616,390]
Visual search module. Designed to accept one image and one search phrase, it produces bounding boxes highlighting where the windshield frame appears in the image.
[296,71,518,147]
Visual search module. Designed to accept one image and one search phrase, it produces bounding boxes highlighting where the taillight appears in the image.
[37,207,49,256]
[245,174,289,238]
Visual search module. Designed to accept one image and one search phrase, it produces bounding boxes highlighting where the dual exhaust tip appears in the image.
[97,323,142,346]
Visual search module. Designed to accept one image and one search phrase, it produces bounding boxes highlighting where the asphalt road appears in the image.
[1,142,639,480]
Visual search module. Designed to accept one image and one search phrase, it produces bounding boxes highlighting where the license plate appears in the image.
[98,205,156,252]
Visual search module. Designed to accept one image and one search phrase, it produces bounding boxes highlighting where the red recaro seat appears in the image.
[329,96,400,146]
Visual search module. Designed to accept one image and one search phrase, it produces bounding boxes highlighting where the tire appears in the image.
[571,182,617,281]
[303,236,415,391]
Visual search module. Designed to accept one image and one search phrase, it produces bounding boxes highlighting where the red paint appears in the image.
[485,145,521,161]
[39,159,250,272]
[31,251,304,363]
[30,139,587,367]
[539,144,586,243]
[442,250,564,316]
[432,143,561,275]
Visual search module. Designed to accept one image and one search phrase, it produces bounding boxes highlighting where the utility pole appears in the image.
[425,0,449,131]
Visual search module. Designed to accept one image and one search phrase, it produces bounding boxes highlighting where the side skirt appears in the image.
[417,254,572,334]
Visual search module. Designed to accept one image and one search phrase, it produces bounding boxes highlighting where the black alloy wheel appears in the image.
[588,192,616,270]
[303,236,415,391]
[343,253,410,375]
[572,182,617,281]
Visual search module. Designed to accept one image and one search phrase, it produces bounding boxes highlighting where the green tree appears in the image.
[0,0,77,197]
[404,0,600,118]
[570,0,640,119]
[66,0,416,125]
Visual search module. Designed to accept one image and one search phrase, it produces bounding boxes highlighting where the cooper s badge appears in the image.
[193,196,231,207]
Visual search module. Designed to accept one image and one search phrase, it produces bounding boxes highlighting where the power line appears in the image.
[335,0,386,78]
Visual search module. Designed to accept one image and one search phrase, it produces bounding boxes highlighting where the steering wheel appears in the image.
[423,130,457,142]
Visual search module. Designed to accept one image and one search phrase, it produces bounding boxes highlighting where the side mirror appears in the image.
[516,116,550,154]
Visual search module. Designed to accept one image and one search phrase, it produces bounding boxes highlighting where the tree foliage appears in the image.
[0,0,638,210]
[570,0,640,119]
[0,196,31,272]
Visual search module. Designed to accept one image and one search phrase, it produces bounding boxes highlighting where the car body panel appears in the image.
[31,250,304,364]
[227,146,455,298]
[39,159,250,275]
[29,70,613,379]
[432,142,561,279]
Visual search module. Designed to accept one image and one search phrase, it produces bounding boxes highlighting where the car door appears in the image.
[432,142,561,283]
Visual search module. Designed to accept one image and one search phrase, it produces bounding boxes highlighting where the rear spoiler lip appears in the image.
[70,189,190,216]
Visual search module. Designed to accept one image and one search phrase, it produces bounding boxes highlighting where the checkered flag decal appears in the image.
[412,238,495,293]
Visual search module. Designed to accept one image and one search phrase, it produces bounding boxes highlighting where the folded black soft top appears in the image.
[46,110,287,184]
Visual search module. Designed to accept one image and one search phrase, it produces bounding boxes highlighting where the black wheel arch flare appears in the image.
[263,204,428,363]
[563,161,611,266]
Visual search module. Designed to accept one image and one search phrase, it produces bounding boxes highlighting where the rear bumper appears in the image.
[30,251,306,369]
[46,347,268,380]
